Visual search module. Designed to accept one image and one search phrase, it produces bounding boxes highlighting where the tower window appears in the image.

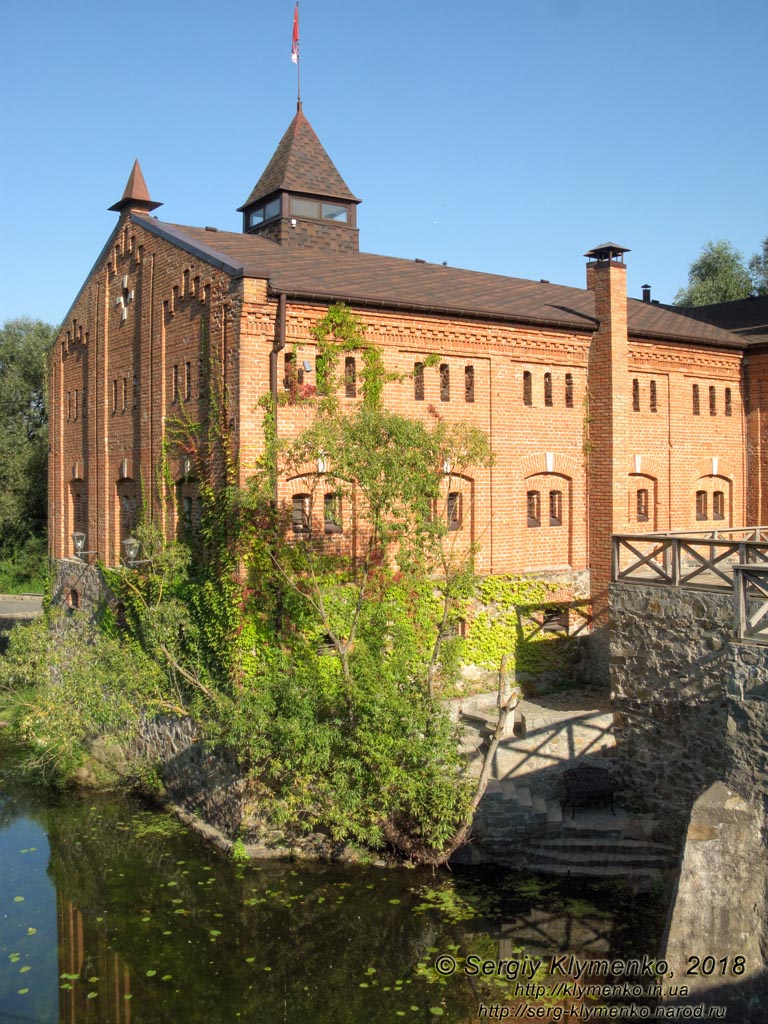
[523,371,532,406]
[465,365,475,403]
[549,490,562,526]
[414,362,424,401]
[292,494,311,535]
[632,379,640,412]
[185,362,192,400]
[527,490,541,527]
[112,379,118,413]
[544,373,553,407]
[440,363,450,402]
[709,386,717,416]
[122,377,127,412]
[713,490,725,521]
[696,490,707,521]
[345,357,356,398]
[248,197,281,227]
[324,492,342,534]
[447,492,462,531]
[565,373,574,408]
[650,380,657,413]
[172,365,179,403]
[725,388,732,416]
[637,488,649,522]
[692,384,700,415]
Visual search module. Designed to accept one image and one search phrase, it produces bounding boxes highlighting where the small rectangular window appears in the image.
[637,488,649,522]
[713,490,725,521]
[440,363,450,402]
[112,379,118,413]
[544,372,553,407]
[414,362,424,401]
[67,391,71,421]
[292,494,311,535]
[523,371,532,406]
[465,365,475,403]
[324,492,342,534]
[692,384,700,416]
[565,373,574,408]
[527,490,540,527]
[284,352,304,391]
[172,365,178,403]
[345,356,356,398]
[74,389,79,421]
[185,362,192,400]
[447,491,462,531]
[122,377,127,412]
[549,489,562,526]
[650,380,657,413]
[725,387,732,416]
[709,385,717,416]
[696,490,707,521]
[632,379,640,412]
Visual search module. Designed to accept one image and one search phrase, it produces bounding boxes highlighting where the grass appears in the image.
[0,537,47,595]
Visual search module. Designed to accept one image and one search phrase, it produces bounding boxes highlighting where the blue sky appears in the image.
[1,0,766,326]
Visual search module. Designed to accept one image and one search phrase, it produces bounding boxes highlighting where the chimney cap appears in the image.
[584,242,630,262]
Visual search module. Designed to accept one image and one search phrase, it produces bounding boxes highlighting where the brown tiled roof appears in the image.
[238,107,359,210]
[140,217,745,347]
[663,297,768,347]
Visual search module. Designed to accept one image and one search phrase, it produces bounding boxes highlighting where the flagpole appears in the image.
[292,2,301,109]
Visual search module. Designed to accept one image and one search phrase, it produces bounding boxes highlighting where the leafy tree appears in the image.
[749,236,768,296]
[673,240,753,306]
[0,317,54,558]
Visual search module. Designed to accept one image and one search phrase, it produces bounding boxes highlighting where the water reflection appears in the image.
[0,785,667,1023]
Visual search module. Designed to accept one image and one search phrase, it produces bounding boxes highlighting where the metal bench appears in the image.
[560,766,617,819]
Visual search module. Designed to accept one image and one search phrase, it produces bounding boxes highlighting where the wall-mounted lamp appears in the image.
[72,532,96,561]
[122,536,150,568]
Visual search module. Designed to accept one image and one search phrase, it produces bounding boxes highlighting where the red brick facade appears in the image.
[48,129,758,604]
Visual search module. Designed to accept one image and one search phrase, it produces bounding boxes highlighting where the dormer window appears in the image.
[248,197,281,228]
[290,197,349,223]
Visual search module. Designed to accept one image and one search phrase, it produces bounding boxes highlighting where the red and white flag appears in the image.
[291,4,299,64]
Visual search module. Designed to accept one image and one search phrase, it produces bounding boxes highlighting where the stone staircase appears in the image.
[452,688,681,886]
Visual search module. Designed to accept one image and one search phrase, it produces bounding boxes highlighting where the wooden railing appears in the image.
[613,529,768,644]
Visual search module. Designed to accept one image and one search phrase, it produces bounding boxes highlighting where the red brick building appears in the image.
[49,105,767,616]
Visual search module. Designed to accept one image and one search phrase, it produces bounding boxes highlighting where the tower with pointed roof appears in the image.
[237,105,360,254]
[108,159,162,217]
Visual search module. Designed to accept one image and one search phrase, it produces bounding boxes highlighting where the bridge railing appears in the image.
[733,565,768,642]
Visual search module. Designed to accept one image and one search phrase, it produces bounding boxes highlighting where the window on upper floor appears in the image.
[447,491,462,531]
[544,373,553,407]
[709,386,717,416]
[292,493,311,535]
[713,490,725,521]
[345,357,356,398]
[637,488,649,522]
[565,373,574,408]
[172,365,179,404]
[696,490,707,521]
[632,378,640,412]
[414,362,424,401]
[725,388,732,416]
[549,490,562,526]
[185,362,192,401]
[440,363,450,402]
[523,371,532,406]
[692,384,700,416]
[248,197,282,228]
[527,490,541,527]
[650,380,657,413]
[465,365,475,403]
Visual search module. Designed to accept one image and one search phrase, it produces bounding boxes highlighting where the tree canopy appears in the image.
[673,240,754,306]
[749,236,768,297]
[0,318,53,557]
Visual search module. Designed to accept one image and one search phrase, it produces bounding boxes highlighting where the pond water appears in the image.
[0,770,669,1024]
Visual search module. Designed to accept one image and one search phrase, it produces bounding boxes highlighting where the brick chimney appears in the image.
[584,243,630,676]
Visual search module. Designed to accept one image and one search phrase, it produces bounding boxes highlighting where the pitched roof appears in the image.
[664,296,768,347]
[137,216,745,348]
[109,159,162,214]
[238,106,359,211]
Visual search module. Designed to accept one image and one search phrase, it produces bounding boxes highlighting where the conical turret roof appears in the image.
[238,106,359,211]
[109,159,162,214]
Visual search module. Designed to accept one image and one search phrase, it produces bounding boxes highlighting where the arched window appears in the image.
[527,490,541,527]
[523,371,532,406]
[292,493,311,535]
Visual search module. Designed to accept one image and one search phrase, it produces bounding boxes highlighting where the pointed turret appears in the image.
[238,105,360,253]
[108,159,162,216]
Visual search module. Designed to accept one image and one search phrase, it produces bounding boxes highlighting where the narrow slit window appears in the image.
[637,488,649,522]
[345,356,356,398]
[632,378,640,412]
[549,490,562,526]
[565,373,574,408]
[324,492,342,534]
[440,363,450,402]
[725,387,732,416]
[74,390,78,421]
[414,362,424,401]
[122,377,127,412]
[544,372,553,407]
[292,493,311,535]
[650,380,657,413]
[185,362,192,400]
[464,365,475,403]
[709,385,717,416]
[66,391,71,421]
[692,384,700,416]
[112,379,118,413]
[447,491,462,531]
[696,490,707,521]
[172,365,179,403]
[713,490,725,521]
[527,490,541,527]
[132,375,138,409]
[523,371,532,406]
